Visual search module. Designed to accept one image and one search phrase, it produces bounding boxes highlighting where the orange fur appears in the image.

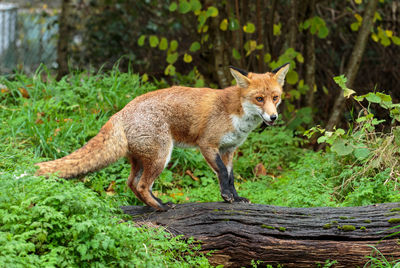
[35,64,289,211]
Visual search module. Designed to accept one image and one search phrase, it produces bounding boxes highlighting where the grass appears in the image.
[0,66,399,266]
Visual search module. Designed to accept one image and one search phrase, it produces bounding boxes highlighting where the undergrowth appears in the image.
[0,67,399,266]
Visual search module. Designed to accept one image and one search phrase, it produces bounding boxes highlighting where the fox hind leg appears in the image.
[133,141,174,211]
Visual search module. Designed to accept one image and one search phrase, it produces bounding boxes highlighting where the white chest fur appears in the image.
[220,101,262,150]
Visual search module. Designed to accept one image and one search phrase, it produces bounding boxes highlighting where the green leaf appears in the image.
[286,70,299,85]
[264,53,271,63]
[220,19,228,31]
[303,19,311,30]
[296,53,304,63]
[243,22,255,33]
[159,37,168,50]
[333,75,355,98]
[183,53,192,63]
[164,64,176,76]
[350,22,360,32]
[170,40,178,51]
[354,147,370,160]
[318,26,329,39]
[137,35,146,46]
[179,1,191,14]
[189,41,201,52]
[365,93,381,103]
[190,0,201,11]
[392,36,400,46]
[149,35,159,48]
[206,6,218,17]
[273,23,281,36]
[167,52,178,64]
[232,48,241,60]
[169,2,177,12]
[229,18,239,31]
[331,139,354,156]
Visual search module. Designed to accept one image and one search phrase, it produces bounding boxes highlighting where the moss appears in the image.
[331,220,338,224]
[339,216,348,220]
[388,218,400,224]
[360,226,366,231]
[261,224,275,230]
[363,219,372,223]
[323,223,332,229]
[385,212,397,217]
[278,227,286,232]
[338,225,356,231]
[390,208,400,212]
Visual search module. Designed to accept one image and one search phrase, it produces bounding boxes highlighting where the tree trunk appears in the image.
[305,0,316,108]
[122,202,400,268]
[326,0,379,130]
[56,0,71,80]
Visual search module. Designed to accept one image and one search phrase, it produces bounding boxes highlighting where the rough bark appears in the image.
[326,0,380,130]
[305,0,316,108]
[122,202,400,268]
[56,0,71,80]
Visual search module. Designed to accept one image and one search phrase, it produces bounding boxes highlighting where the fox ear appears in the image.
[272,63,290,86]
[229,66,250,88]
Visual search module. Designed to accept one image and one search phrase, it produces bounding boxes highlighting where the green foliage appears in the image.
[1,68,399,266]
[364,246,400,268]
[0,173,210,267]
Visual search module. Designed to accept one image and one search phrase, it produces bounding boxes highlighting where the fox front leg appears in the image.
[221,150,250,203]
[200,146,243,203]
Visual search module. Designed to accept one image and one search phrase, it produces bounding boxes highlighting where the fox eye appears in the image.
[255,97,264,102]
[273,96,279,101]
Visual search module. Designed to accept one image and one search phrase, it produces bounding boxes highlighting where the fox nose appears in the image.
[270,114,277,121]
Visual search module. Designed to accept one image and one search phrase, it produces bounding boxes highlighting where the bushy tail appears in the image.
[35,117,128,178]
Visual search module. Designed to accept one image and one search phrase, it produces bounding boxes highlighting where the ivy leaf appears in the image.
[264,53,271,63]
[189,41,201,52]
[318,26,329,39]
[159,37,168,50]
[164,64,176,76]
[183,53,192,63]
[170,40,178,51]
[220,19,228,31]
[350,22,360,31]
[392,36,400,46]
[206,6,218,17]
[286,70,299,85]
[232,48,241,60]
[167,52,178,64]
[273,23,281,36]
[149,35,159,48]
[229,18,239,31]
[169,2,177,12]
[243,22,255,34]
[190,0,201,11]
[179,1,192,14]
[137,35,146,46]
[179,1,191,14]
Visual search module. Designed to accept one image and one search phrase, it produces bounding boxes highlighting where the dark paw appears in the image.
[234,196,251,203]
[221,192,235,203]
[163,201,176,209]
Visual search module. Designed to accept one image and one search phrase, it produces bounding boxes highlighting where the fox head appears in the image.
[229,63,289,125]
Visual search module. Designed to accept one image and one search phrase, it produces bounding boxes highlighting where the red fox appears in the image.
[36,64,289,211]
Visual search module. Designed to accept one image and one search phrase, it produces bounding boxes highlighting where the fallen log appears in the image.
[121,202,400,267]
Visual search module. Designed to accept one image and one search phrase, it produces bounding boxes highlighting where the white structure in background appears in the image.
[0,3,17,56]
